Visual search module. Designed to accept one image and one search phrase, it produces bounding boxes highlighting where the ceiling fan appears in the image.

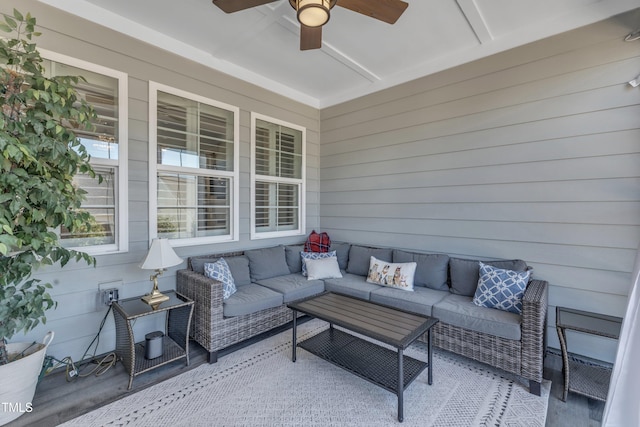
[212,0,409,50]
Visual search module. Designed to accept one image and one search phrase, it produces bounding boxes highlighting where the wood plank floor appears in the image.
[7,328,604,427]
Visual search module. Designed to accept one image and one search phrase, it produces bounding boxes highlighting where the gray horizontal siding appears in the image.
[320,10,640,362]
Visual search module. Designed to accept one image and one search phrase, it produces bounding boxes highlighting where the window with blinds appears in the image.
[60,167,116,246]
[153,88,237,243]
[45,61,120,160]
[252,116,305,237]
[43,57,126,252]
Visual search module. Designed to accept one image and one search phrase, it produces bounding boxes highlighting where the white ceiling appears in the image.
[40,0,638,108]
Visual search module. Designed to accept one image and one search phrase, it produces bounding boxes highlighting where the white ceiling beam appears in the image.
[321,41,380,83]
[456,0,493,44]
[280,15,380,82]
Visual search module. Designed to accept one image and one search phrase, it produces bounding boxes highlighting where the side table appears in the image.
[112,291,194,389]
[555,306,622,402]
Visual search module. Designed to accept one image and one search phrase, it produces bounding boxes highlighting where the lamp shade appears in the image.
[140,238,183,270]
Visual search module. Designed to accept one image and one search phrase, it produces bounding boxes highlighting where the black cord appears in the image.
[43,304,118,381]
[76,304,117,378]
[78,304,112,364]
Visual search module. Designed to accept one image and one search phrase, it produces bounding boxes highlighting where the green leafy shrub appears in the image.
[0,9,99,363]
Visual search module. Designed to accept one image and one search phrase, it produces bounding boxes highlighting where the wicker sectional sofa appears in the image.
[176,242,548,395]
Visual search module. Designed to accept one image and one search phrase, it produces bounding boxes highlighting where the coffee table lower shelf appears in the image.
[298,328,428,394]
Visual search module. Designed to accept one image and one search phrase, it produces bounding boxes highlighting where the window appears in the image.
[149,83,239,246]
[42,51,128,254]
[251,113,305,239]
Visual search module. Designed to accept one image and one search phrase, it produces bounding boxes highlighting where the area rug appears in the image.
[61,320,550,426]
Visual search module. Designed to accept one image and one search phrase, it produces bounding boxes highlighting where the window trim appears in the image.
[250,112,306,240]
[148,81,240,247]
[40,49,129,255]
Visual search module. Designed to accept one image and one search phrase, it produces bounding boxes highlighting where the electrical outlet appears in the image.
[102,288,119,305]
[97,280,123,310]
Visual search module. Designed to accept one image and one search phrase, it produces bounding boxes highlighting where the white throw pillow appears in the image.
[300,250,337,276]
[305,257,343,280]
[366,256,416,291]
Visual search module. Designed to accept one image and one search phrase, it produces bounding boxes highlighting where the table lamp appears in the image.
[139,238,183,308]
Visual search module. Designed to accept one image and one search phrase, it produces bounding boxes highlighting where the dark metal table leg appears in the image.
[557,325,569,401]
[398,348,404,422]
[428,328,433,385]
[292,310,297,363]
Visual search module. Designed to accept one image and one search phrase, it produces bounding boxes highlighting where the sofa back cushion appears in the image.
[449,257,528,297]
[245,245,291,281]
[330,242,351,270]
[393,249,450,291]
[285,244,305,273]
[191,255,252,286]
[224,256,252,286]
[346,245,393,276]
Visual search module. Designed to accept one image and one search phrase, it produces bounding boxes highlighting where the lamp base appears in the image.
[141,290,169,310]
[141,272,170,309]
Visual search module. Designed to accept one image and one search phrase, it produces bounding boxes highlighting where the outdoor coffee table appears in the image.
[288,292,438,422]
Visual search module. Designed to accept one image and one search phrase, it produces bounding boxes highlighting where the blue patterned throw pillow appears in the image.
[300,250,337,276]
[473,262,530,314]
[203,258,237,300]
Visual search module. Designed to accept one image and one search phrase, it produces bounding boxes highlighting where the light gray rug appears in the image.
[61,319,550,426]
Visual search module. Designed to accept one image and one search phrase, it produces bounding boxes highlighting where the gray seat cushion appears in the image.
[256,273,325,303]
[432,293,522,340]
[245,245,291,281]
[323,273,383,300]
[370,286,449,317]
[392,249,450,291]
[223,284,283,317]
[346,245,393,276]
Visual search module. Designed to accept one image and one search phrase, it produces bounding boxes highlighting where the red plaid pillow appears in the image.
[304,230,331,253]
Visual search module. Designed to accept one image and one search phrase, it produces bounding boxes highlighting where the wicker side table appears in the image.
[555,306,622,402]
[112,291,194,390]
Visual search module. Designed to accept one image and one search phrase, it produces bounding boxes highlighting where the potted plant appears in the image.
[0,9,99,424]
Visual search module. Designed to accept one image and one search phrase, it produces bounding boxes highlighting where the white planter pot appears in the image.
[0,332,54,426]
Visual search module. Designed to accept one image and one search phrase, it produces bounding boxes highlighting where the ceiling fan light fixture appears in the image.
[297,0,331,28]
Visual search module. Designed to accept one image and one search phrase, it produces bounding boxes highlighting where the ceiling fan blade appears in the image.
[337,0,408,24]
[212,0,277,13]
[300,25,322,50]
